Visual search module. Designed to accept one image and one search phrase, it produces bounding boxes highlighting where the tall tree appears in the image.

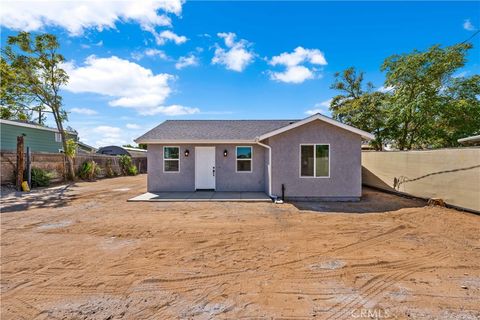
[0,57,33,120]
[381,43,473,150]
[330,67,388,150]
[2,32,75,179]
[434,74,480,147]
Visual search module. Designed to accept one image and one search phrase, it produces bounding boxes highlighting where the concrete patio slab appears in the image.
[128,191,271,202]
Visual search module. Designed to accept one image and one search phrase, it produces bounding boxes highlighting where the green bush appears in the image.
[31,167,53,188]
[119,155,138,176]
[105,158,116,178]
[127,164,138,176]
[78,160,100,180]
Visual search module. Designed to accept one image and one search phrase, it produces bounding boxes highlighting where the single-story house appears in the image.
[97,145,147,158]
[135,113,374,201]
[0,119,78,153]
[77,141,97,154]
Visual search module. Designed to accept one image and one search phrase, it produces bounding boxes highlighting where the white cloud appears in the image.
[92,125,126,147]
[212,32,254,72]
[131,48,169,61]
[94,125,122,137]
[152,30,188,45]
[453,71,468,78]
[377,85,394,93]
[139,105,200,116]
[463,19,476,31]
[63,55,173,109]
[130,52,144,61]
[145,49,169,59]
[175,54,199,69]
[305,99,332,115]
[305,109,323,116]
[63,55,198,116]
[70,107,98,116]
[0,0,183,36]
[268,46,327,84]
[270,65,314,84]
[270,47,327,67]
[315,99,332,108]
[126,123,141,129]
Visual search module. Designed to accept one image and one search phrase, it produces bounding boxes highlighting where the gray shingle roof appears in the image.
[136,120,298,142]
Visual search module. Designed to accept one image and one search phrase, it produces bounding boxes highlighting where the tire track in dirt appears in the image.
[301,251,446,283]
[326,251,448,313]
[323,251,449,320]
[270,225,408,268]
[140,268,254,284]
[4,297,42,320]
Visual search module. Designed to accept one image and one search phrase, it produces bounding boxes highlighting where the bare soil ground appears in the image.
[1,175,479,320]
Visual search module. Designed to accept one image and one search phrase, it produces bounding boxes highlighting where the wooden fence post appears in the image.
[16,136,25,191]
[26,147,32,188]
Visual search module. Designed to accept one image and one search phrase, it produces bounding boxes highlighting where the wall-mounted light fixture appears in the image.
[184,149,190,157]
[223,149,228,157]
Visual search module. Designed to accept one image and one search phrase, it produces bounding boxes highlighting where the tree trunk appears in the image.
[52,109,75,180]
[59,129,75,181]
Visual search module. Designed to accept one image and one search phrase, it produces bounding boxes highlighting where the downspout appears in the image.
[255,139,276,200]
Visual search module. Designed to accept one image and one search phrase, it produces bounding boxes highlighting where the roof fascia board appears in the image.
[135,139,256,144]
[257,114,375,140]
[458,135,480,143]
[0,119,76,134]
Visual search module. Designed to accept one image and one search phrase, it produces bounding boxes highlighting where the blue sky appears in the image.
[1,1,479,147]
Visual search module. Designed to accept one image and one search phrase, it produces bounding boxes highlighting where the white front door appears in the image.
[195,147,216,190]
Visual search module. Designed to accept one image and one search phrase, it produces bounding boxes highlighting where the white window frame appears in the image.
[236,146,253,173]
[55,132,62,143]
[299,144,330,178]
[163,146,180,173]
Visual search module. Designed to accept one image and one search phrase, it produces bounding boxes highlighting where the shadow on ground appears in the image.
[292,187,426,214]
[0,184,77,213]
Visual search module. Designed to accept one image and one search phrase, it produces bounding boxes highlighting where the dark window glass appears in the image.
[300,145,314,176]
[237,160,252,172]
[315,145,329,177]
[164,147,179,159]
[164,160,179,172]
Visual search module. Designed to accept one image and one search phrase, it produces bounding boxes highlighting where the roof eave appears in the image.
[458,135,480,144]
[134,139,257,144]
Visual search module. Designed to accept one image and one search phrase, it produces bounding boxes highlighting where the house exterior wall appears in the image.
[147,144,265,192]
[265,119,362,200]
[0,122,77,153]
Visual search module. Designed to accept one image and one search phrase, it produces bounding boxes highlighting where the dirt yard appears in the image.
[1,175,479,319]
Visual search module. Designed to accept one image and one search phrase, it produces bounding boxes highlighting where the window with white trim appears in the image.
[236,146,252,172]
[55,132,62,142]
[163,146,179,172]
[300,144,329,177]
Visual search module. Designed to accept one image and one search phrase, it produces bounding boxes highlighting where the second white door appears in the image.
[195,147,216,190]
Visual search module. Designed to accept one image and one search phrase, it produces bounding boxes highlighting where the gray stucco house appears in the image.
[135,113,374,201]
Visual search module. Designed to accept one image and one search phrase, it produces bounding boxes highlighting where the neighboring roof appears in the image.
[77,141,97,151]
[97,145,147,157]
[458,135,480,144]
[135,113,375,143]
[0,119,77,134]
[123,146,147,153]
[135,119,296,143]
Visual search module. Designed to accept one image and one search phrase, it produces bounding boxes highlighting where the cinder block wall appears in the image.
[362,148,480,212]
[1,152,146,184]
